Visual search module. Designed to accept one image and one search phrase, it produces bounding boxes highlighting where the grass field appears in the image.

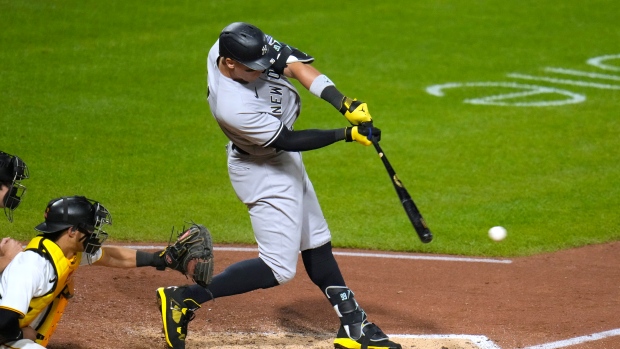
[1,0,619,256]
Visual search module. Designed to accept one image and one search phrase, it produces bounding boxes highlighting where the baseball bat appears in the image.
[371,137,433,243]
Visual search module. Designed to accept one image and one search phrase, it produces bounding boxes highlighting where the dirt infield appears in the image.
[48,242,620,349]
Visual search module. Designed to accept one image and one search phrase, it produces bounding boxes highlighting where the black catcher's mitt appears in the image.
[162,223,214,287]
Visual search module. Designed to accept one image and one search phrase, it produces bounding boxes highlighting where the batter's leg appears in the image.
[302,243,402,349]
[182,258,278,303]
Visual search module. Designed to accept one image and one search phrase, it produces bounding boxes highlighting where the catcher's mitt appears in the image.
[162,223,214,287]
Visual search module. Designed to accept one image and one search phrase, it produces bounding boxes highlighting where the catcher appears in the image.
[0,196,213,349]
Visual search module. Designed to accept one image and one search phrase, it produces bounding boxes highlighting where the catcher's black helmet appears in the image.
[219,22,276,71]
[35,196,112,254]
[0,150,29,222]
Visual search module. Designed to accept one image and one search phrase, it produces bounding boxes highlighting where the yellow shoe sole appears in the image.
[334,337,401,349]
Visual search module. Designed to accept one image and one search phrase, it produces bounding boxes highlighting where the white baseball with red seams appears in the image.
[488,226,507,241]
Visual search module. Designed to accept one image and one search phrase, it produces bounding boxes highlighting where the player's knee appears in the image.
[274,268,296,284]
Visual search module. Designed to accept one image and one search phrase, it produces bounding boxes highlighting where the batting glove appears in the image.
[345,124,381,146]
[340,98,372,125]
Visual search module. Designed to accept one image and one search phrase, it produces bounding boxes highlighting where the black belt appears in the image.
[231,143,249,155]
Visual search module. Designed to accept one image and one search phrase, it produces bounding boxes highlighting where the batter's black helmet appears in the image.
[35,196,112,254]
[219,22,276,71]
[0,151,29,222]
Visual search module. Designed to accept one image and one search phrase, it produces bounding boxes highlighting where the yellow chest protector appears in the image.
[19,236,82,346]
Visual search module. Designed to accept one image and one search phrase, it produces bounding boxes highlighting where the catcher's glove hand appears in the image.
[161,223,214,287]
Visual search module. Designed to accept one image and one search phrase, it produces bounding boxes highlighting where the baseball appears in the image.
[488,226,507,241]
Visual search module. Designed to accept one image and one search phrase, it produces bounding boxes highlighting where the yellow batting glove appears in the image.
[340,97,372,125]
[345,124,381,146]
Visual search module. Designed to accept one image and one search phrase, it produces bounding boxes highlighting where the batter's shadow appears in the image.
[276,297,440,335]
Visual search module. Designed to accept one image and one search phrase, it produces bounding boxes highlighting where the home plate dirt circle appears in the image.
[48,243,620,349]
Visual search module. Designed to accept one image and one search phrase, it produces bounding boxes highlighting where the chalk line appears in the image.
[115,245,512,264]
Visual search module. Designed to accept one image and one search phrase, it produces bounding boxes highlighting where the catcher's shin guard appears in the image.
[157,286,201,349]
[326,286,401,349]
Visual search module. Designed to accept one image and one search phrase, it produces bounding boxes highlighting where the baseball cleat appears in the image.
[157,286,200,349]
[333,323,402,349]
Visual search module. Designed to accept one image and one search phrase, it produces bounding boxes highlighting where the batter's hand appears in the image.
[340,98,372,125]
[345,124,381,146]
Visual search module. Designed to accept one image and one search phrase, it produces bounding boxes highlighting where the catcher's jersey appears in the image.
[0,248,101,326]
[207,40,301,156]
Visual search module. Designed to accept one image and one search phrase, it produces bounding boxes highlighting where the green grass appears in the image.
[1,0,619,256]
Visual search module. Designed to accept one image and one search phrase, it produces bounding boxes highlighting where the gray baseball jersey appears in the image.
[206,41,331,284]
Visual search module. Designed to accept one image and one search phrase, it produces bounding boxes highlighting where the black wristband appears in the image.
[320,85,346,112]
[344,127,353,142]
[136,250,166,270]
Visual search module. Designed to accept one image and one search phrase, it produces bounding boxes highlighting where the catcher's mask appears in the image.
[0,151,30,222]
[35,196,112,255]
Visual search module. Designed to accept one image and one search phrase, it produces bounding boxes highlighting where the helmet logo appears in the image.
[44,207,50,219]
[262,45,268,56]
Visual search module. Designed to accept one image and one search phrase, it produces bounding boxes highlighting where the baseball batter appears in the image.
[156,22,401,349]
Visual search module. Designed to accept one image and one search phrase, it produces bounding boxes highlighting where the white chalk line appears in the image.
[426,81,585,107]
[545,67,620,81]
[522,328,620,349]
[116,245,512,264]
[246,332,502,349]
[391,334,502,349]
[507,73,620,90]
[587,54,620,71]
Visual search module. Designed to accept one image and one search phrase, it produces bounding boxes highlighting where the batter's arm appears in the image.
[285,63,372,126]
[270,126,346,151]
[283,62,321,89]
[270,124,378,151]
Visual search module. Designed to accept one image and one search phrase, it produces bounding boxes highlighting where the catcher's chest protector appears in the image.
[20,237,81,345]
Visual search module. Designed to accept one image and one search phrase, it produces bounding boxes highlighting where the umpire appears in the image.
[0,150,29,273]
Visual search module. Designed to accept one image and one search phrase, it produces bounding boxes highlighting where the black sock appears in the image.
[302,241,346,292]
[182,257,279,304]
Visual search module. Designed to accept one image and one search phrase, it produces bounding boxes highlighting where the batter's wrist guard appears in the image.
[339,97,357,115]
[319,85,345,110]
[345,127,353,142]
